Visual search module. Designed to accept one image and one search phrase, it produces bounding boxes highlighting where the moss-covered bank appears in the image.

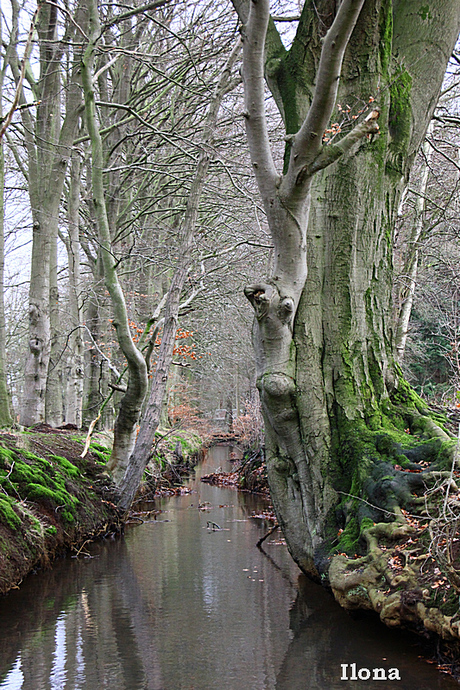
[0,425,122,595]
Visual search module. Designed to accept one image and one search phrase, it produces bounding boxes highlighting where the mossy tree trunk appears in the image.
[233,0,460,577]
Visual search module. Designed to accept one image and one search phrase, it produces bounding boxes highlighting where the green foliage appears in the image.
[45,525,57,536]
[404,309,451,400]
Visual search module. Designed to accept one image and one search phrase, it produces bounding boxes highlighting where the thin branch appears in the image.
[0,3,41,140]
[304,109,380,178]
[101,0,173,33]
[93,55,119,83]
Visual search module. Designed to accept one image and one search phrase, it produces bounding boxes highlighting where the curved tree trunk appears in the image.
[233,0,460,579]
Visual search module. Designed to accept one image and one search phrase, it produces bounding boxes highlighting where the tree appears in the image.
[232,0,460,595]
[116,35,242,505]
[7,0,86,426]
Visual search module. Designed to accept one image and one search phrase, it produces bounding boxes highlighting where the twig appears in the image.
[80,412,101,458]
[0,4,42,139]
[256,523,279,548]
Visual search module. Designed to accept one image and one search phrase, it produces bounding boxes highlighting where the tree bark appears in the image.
[45,234,63,426]
[234,0,460,577]
[81,0,148,472]
[394,124,433,363]
[11,0,85,426]
[0,15,13,427]
[64,150,84,427]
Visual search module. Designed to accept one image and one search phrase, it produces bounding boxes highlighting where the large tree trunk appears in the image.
[234,0,460,580]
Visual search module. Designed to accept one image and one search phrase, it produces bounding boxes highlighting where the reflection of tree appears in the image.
[275,576,458,690]
[0,540,164,689]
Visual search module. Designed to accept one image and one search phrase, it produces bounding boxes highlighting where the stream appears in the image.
[0,444,459,689]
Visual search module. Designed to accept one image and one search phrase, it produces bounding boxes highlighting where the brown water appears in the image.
[0,445,458,689]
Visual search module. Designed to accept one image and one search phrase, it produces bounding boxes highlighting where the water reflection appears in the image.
[0,446,458,689]
[276,575,458,689]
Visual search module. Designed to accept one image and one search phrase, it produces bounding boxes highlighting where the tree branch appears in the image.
[305,109,380,178]
[289,0,365,176]
[0,3,41,140]
[101,0,173,33]
[242,0,278,200]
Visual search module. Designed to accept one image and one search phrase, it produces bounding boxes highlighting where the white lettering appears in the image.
[350,663,358,681]
[340,663,401,681]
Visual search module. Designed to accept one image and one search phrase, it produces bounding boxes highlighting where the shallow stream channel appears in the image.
[0,445,459,689]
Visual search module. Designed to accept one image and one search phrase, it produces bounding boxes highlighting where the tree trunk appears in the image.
[64,150,84,427]
[233,0,460,578]
[394,125,434,363]
[13,1,85,426]
[0,23,13,427]
[81,0,149,467]
[45,233,63,426]
[116,40,241,507]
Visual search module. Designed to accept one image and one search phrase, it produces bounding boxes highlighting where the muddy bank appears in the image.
[0,426,122,595]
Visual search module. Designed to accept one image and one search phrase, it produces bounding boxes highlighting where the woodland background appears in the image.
[0,0,459,444]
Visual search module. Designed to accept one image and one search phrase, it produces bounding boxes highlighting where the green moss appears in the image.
[21,449,49,463]
[391,370,425,411]
[0,445,16,463]
[379,0,393,76]
[360,517,375,534]
[49,455,80,477]
[61,510,75,524]
[387,67,413,173]
[417,5,432,21]
[90,443,110,464]
[25,483,78,507]
[336,517,360,553]
[0,494,21,529]
[45,525,58,535]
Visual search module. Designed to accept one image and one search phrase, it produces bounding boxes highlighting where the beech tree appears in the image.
[232,0,460,619]
[6,0,86,426]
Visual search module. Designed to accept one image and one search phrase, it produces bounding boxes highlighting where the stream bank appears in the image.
[0,424,204,595]
[0,426,122,595]
[0,443,458,689]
